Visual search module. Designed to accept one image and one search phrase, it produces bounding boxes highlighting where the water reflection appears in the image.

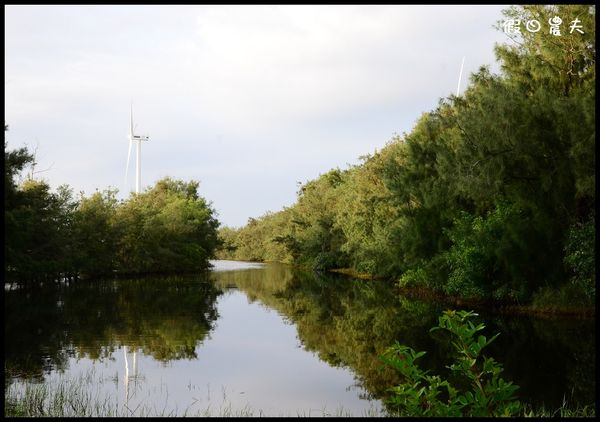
[210,262,595,409]
[211,264,444,401]
[4,275,222,381]
[4,261,595,413]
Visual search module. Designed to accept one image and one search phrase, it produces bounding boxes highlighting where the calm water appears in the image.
[4,260,595,415]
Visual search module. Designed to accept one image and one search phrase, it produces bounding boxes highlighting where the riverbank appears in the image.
[392,284,595,319]
[298,261,595,318]
[212,260,595,319]
[327,266,595,319]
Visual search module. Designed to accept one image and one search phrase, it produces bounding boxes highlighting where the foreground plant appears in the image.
[381,310,521,417]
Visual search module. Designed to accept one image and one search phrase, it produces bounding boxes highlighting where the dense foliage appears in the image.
[4,137,219,283]
[216,5,595,305]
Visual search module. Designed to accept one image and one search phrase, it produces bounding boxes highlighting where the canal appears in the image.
[4,260,595,416]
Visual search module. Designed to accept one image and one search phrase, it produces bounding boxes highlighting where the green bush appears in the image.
[443,204,532,302]
[381,310,521,417]
[564,215,595,302]
[313,251,338,271]
[398,267,428,289]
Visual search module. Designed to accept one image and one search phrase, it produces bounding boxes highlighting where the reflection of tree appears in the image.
[212,264,444,403]
[4,284,72,380]
[485,315,596,408]
[212,263,596,410]
[4,275,223,381]
[211,263,294,298]
[6,264,594,411]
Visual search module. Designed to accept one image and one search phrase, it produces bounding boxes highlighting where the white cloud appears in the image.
[5,5,508,226]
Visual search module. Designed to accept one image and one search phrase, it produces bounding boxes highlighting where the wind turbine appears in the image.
[125,104,149,194]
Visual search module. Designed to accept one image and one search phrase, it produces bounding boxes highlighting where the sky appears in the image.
[5,5,511,228]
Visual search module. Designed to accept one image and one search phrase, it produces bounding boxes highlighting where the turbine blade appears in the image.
[130,103,134,137]
[456,56,465,96]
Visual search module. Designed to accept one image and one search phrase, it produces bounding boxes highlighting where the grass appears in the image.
[4,369,594,417]
[4,370,383,417]
[5,377,120,417]
[521,401,597,418]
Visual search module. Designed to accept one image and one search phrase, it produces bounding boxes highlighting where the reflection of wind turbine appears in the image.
[122,345,138,409]
[123,345,129,407]
[125,104,150,194]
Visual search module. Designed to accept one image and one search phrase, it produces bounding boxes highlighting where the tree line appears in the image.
[4,139,220,284]
[216,5,595,306]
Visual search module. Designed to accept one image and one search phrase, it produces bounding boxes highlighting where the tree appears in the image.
[5,134,35,281]
[8,179,75,283]
[71,189,119,278]
[113,177,220,274]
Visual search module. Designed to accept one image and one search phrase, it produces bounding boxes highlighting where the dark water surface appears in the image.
[4,260,595,415]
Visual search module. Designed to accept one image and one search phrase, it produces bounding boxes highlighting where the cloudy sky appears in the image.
[5,5,511,227]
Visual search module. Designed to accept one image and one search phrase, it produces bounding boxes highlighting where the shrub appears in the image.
[381,310,521,417]
[443,204,531,302]
[563,215,595,302]
[398,267,428,289]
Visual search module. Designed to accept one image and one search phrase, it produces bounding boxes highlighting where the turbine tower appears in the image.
[126,105,149,194]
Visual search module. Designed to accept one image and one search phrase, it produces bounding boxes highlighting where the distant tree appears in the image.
[215,226,240,260]
[113,177,220,274]
[6,132,220,281]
